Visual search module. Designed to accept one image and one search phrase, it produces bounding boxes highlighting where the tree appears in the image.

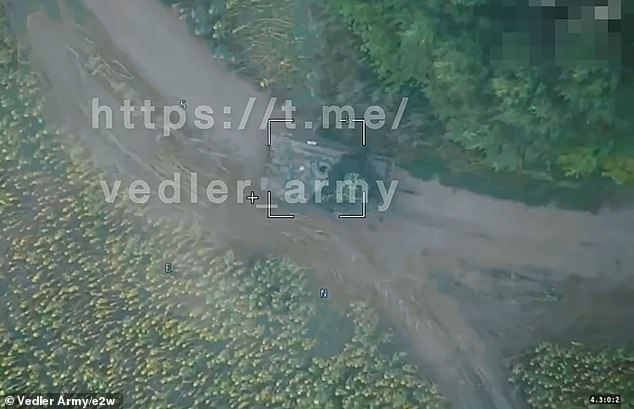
[324,0,634,182]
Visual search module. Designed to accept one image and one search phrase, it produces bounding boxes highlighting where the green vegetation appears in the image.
[511,342,634,409]
[0,6,449,408]
[323,0,634,183]
[2,4,632,408]
[166,0,634,185]
[162,0,301,89]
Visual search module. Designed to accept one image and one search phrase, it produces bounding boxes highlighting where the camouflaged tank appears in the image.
[264,130,394,210]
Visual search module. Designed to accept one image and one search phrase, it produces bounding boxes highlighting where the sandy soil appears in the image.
[14,1,634,408]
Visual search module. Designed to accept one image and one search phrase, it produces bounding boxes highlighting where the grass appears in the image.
[510,342,634,409]
[0,5,449,408]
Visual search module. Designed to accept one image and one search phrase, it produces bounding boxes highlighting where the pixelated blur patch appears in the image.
[484,0,632,69]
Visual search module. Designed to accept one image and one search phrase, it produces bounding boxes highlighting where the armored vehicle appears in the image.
[264,129,394,213]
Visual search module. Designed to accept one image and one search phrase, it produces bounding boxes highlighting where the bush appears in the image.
[162,0,301,89]
[322,0,634,182]
[0,5,450,407]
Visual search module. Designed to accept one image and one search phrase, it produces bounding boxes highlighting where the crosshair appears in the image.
[246,191,260,204]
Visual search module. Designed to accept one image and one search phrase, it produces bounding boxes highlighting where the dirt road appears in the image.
[16,1,634,408]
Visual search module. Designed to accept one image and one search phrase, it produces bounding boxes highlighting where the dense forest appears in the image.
[325,0,634,182]
[169,0,634,184]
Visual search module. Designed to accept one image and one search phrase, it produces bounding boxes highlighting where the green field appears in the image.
[1,3,632,408]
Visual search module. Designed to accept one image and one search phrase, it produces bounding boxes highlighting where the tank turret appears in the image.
[264,130,394,212]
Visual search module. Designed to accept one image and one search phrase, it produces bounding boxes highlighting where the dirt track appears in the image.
[15,1,634,408]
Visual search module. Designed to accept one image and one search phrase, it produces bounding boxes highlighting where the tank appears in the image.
[264,130,394,213]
